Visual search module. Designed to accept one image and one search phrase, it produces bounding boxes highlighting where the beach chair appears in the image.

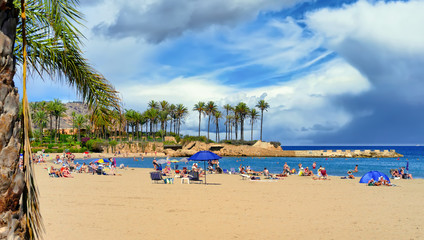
[188,171,203,184]
[240,174,250,180]
[150,171,164,184]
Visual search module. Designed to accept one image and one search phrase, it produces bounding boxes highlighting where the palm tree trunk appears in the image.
[198,112,201,137]
[251,121,253,141]
[260,110,264,141]
[0,2,28,238]
[207,115,211,140]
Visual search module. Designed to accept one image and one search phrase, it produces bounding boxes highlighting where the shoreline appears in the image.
[35,164,424,239]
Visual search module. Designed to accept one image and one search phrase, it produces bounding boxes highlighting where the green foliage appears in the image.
[86,139,105,152]
[270,141,282,148]
[163,141,177,145]
[180,135,209,145]
[152,143,156,151]
[47,143,54,148]
[221,140,257,146]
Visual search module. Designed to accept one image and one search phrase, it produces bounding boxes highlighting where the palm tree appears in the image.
[235,102,249,141]
[32,111,48,142]
[145,108,158,139]
[0,1,120,238]
[256,100,270,141]
[148,100,159,109]
[214,111,222,142]
[158,110,169,135]
[46,101,56,139]
[175,104,188,135]
[205,101,217,140]
[52,99,67,142]
[223,104,232,140]
[249,108,259,141]
[168,104,176,134]
[193,102,206,137]
[74,114,87,142]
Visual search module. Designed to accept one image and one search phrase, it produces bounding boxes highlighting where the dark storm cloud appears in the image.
[308,40,424,144]
[93,0,306,43]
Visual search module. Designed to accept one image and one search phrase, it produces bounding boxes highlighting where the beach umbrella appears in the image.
[157,159,167,164]
[170,159,179,163]
[179,158,189,163]
[359,171,390,183]
[94,158,110,164]
[188,151,222,184]
[406,161,409,172]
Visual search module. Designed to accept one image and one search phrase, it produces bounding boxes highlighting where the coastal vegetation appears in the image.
[28,99,271,154]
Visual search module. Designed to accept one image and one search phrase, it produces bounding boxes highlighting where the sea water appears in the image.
[78,146,424,179]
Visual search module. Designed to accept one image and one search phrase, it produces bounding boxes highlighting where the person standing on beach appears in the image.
[312,162,316,170]
[353,165,358,173]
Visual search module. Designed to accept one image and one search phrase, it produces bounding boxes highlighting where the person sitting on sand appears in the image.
[399,167,413,179]
[263,168,270,177]
[347,170,355,179]
[304,167,313,176]
[163,165,171,175]
[368,178,375,186]
[61,166,73,178]
[391,169,401,178]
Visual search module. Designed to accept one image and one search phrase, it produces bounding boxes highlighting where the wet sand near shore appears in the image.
[35,164,424,240]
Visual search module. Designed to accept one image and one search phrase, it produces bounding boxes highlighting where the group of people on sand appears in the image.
[48,164,73,178]
[368,176,392,186]
[391,166,413,179]
[48,156,118,177]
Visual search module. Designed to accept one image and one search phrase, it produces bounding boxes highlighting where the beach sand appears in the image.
[35,164,424,240]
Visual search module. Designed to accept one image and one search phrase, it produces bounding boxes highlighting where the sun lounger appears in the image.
[188,171,203,184]
[240,174,250,180]
[150,171,164,183]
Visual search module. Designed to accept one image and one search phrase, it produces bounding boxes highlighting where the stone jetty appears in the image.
[112,140,403,158]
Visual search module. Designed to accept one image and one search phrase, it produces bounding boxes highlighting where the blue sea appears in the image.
[78,146,424,179]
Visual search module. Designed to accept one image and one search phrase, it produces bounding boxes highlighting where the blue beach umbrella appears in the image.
[188,151,222,184]
[359,171,390,183]
[406,161,409,172]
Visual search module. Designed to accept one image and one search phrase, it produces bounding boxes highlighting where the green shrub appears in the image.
[47,143,54,148]
[270,141,281,148]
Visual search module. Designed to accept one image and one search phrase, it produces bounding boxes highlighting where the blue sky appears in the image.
[18,0,424,145]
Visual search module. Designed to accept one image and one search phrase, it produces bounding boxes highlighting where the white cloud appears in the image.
[92,0,309,43]
[119,59,370,143]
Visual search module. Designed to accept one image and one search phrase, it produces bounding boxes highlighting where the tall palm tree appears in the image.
[52,99,67,142]
[158,110,169,135]
[175,104,188,135]
[214,111,222,142]
[193,101,205,137]
[32,110,48,142]
[205,101,217,140]
[168,104,176,134]
[0,1,120,238]
[256,100,270,141]
[249,108,259,141]
[235,102,249,141]
[148,100,159,109]
[223,104,232,140]
[74,114,86,142]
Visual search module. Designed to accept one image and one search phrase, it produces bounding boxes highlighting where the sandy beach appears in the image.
[35,163,424,240]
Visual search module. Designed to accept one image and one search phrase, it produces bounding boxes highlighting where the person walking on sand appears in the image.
[353,165,358,173]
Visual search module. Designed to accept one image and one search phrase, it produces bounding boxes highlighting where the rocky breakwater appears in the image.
[293,149,403,158]
[166,141,293,157]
